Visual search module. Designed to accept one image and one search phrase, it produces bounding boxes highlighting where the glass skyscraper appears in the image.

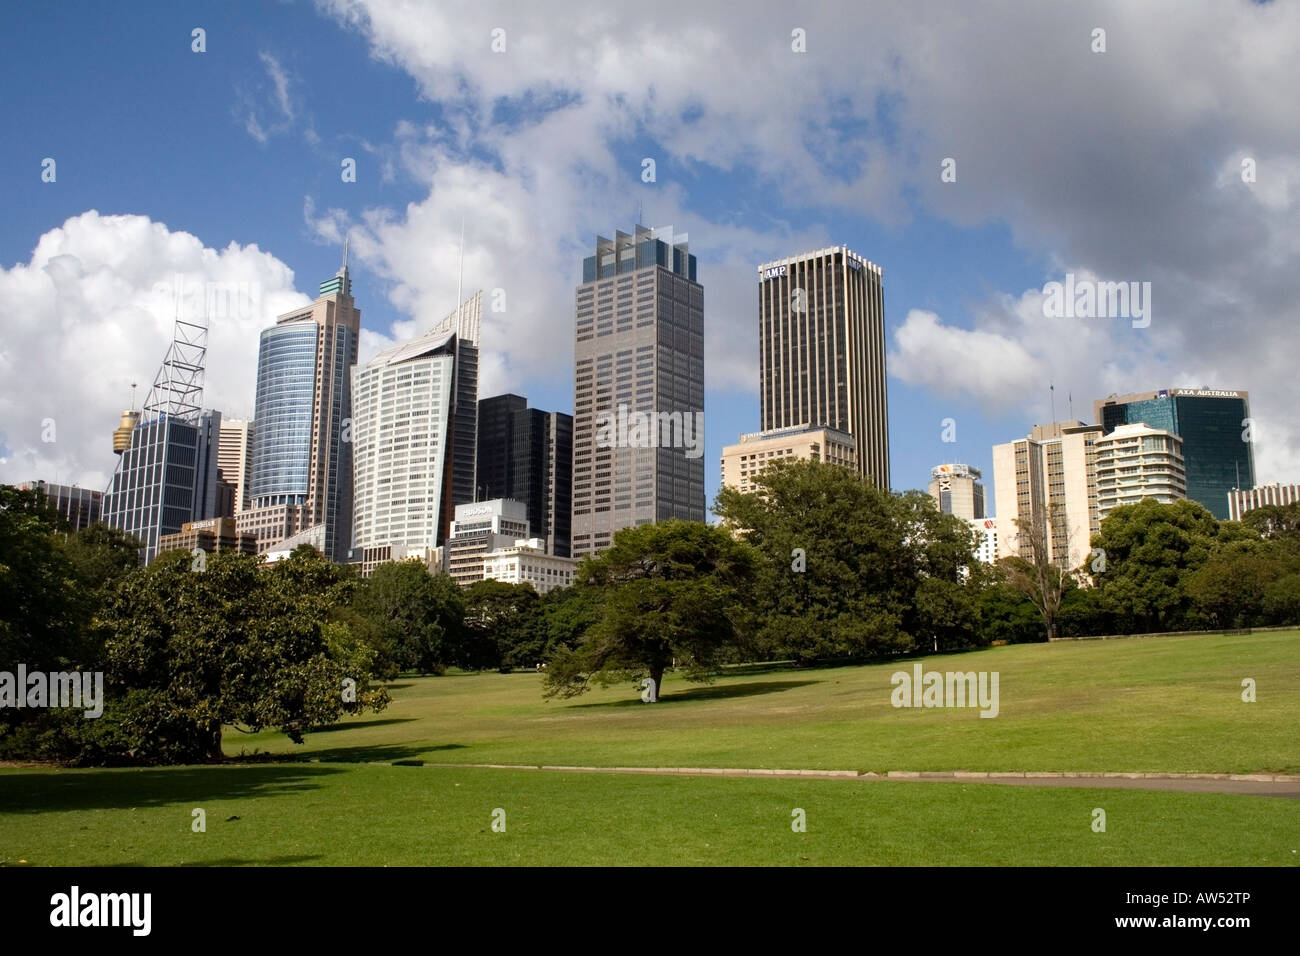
[1094,388,1253,520]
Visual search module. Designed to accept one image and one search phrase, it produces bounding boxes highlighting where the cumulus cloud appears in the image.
[0,211,311,490]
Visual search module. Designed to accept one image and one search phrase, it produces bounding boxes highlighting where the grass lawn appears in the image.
[2,630,1297,866]
[2,763,1297,866]
[223,630,1300,774]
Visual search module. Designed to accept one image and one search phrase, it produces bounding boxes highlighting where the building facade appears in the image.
[20,480,103,532]
[1093,423,1186,520]
[444,498,530,587]
[1227,482,1300,521]
[1094,388,1253,520]
[482,538,579,594]
[992,421,1103,571]
[720,424,856,495]
[240,263,361,561]
[157,517,258,557]
[477,394,574,556]
[217,418,253,513]
[928,463,986,520]
[758,246,889,490]
[572,225,705,558]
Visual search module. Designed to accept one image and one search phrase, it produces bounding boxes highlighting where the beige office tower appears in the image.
[928,463,985,520]
[757,246,889,490]
[571,226,704,559]
[217,419,252,513]
[720,425,856,495]
[992,421,1103,570]
[1093,423,1186,520]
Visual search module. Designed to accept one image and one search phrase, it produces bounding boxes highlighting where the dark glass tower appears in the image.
[477,394,573,557]
[1094,388,1253,519]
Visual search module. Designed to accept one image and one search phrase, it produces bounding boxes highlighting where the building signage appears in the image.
[189,519,216,530]
[1170,389,1240,398]
[762,266,787,280]
[848,258,863,272]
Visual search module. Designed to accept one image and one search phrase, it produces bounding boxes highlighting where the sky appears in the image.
[1,0,1297,518]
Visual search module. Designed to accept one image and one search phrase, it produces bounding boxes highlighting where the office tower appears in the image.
[103,316,222,563]
[720,425,856,496]
[477,394,574,556]
[1094,388,1253,520]
[757,246,889,489]
[350,292,481,573]
[992,421,1103,570]
[217,419,253,513]
[572,225,704,558]
[19,480,102,532]
[445,498,530,586]
[1227,483,1300,521]
[239,261,361,561]
[928,463,986,520]
[1093,423,1186,520]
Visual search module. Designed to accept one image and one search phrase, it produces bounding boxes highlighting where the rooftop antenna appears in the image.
[456,217,465,328]
[1068,390,1074,422]
[638,198,643,226]
[1050,381,1057,424]
[130,381,138,412]
[342,233,350,273]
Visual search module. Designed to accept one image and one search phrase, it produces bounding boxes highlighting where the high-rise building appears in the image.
[350,292,482,569]
[757,246,889,490]
[1094,388,1253,520]
[157,517,258,558]
[1227,482,1300,521]
[482,538,579,594]
[928,463,986,520]
[1093,423,1186,520]
[217,419,253,513]
[239,261,361,561]
[19,480,102,533]
[477,394,573,556]
[992,421,1103,570]
[572,225,704,558]
[104,315,222,563]
[445,498,530,586]
[720,424,856,496]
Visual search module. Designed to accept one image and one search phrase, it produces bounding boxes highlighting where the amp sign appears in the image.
[762,265,787,280]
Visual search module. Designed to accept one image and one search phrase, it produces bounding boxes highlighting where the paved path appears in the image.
[390,761,1300,798]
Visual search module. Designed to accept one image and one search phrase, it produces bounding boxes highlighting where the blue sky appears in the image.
[2,0,1297,514]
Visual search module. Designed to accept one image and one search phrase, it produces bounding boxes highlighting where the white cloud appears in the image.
[0,211,311,490]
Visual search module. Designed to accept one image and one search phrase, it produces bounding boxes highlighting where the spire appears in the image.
[456,217,465,328]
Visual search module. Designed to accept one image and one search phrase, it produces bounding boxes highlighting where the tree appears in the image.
[351,561,464,675]
[543,521,755,699]
[63,522,144,592]
[461,579,542,671]
[1000,502,1071,641]
[714,459,976,661]
[1088,499,1227,634]
[96,548,389,764]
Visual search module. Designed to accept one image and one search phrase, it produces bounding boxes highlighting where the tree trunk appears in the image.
[649,662,665,701]
[206,721,224,763]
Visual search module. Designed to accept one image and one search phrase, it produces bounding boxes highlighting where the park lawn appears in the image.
[1,763,1297,866]
[223,630,1300,774]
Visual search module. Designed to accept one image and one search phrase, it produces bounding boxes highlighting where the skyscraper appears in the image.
[103,316,222,563]
[928,463,986,520]
[992,421,1103,570]
[217,418,252,513]
[572,225,704,558]
[239,261,360,561]
[1094,388,1253,520]
[1093,423,1186,520]
[350,292,482,568]
[757,246,889,489]
[477,394,573,556]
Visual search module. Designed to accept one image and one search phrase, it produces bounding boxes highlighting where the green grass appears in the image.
[3,630,1297,866]
[2,764,1297,866]
[225,630,1300,774]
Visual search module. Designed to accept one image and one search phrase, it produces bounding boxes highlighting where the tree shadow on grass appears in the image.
[0,764,345,815]
[304,742,468,764]
[305,717,418,734]
[568,679,818,709]
[100,855,324,867]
